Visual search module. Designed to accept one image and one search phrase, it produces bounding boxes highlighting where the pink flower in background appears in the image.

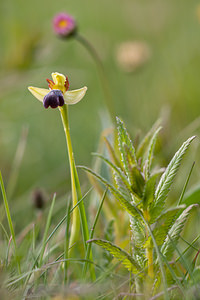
[53,13,77,38]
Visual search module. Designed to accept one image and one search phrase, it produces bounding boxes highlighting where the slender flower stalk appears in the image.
[28,72,95,280]
[59,105,95,280]
[59,104,84,249]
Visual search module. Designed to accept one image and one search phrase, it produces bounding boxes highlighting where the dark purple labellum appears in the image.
[43,90,64,109]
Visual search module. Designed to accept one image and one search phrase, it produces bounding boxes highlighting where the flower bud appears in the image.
[53,13,77,38]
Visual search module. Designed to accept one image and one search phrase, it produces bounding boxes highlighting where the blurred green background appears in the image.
[0,0,200,211]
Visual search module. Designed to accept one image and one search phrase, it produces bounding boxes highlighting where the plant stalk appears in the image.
[144,209,154,279]
[146,246,154,279]
[59,105,95,280]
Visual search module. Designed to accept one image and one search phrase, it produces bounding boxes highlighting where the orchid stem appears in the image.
[75,33,115,123]
[59,104,96,281]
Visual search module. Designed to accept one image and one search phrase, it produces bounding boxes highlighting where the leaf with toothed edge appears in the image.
[144,126,162,180]
[149,136,196,223]
[87,238,141,273]
[161,204,198,260]
[116,117,137,179]
[79,165,142,219]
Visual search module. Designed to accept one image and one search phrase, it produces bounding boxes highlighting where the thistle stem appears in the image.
[75,33,115,122]
[144,209,154,279]
[146,246,154,279]
[59,105,95,280]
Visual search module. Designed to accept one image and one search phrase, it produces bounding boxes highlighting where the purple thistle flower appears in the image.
[53,13,77,38]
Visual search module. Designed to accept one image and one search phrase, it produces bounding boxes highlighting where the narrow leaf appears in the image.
[144,126,162,179]
[92,153,133,196]
[182,183,200,206]
[116,117,137,178]
[150,136,195,222]
[152,206,185,246]
[143,170,163,211]
[104,137,121,169]
[88,238,141,273]
[136,119,161,160]
[161,204,197,260]
[130,216,146,248]
[79,166,142,218]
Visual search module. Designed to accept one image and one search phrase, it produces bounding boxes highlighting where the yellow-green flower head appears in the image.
[28,72,87,109]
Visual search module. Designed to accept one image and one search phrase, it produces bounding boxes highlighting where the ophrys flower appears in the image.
[28,72,87,109]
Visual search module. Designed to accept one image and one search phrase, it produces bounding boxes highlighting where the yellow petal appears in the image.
[63,86,87,105]
[28,86,49,102]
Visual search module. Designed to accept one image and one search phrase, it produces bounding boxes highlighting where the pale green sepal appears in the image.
[28,87,49,102]
[63,86,87,105]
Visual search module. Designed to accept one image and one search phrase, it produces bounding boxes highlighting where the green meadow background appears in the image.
[0,0,200,227]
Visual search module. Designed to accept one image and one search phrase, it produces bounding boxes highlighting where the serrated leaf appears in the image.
[144,127,162,180]
[92,153,133,197]
[153,206,185,246]
[79,166,142,218]
[136,119,161,160]
[150,136,195,222]
[143,171,163,211]
[123,143,138,184]
[131,166,145,199]
[88,238,141,273]
[114,171,132,201]
[116,117,137,178]
[130,216,146,248]
[161,204,197,260]
[104,137,121,169]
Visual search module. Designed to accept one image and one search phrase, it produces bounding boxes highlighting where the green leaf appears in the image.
[104,137,121,169]
[79,166,142,219]
[92,153,133,196]
[143,170,163,211]
[123,143,137,184]
[130,216,146,248]
[136,119,161,160]
[114,171,133,201]
[144,126,162,179]
[161,204,197,260]
[131,166,145,199]
[88,238,141,273]
[116,117,137,178]
[150,136,196,222]
[182,184,200,206]
[152,206,185,246]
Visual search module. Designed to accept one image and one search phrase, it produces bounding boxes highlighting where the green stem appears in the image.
[59,105,96,280]
[59,105,80,250]
[75,33,115,122]
[146,246,154,279]
[144,210,154,279]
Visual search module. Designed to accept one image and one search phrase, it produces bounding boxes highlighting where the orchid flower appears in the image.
[28,72,87,109]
